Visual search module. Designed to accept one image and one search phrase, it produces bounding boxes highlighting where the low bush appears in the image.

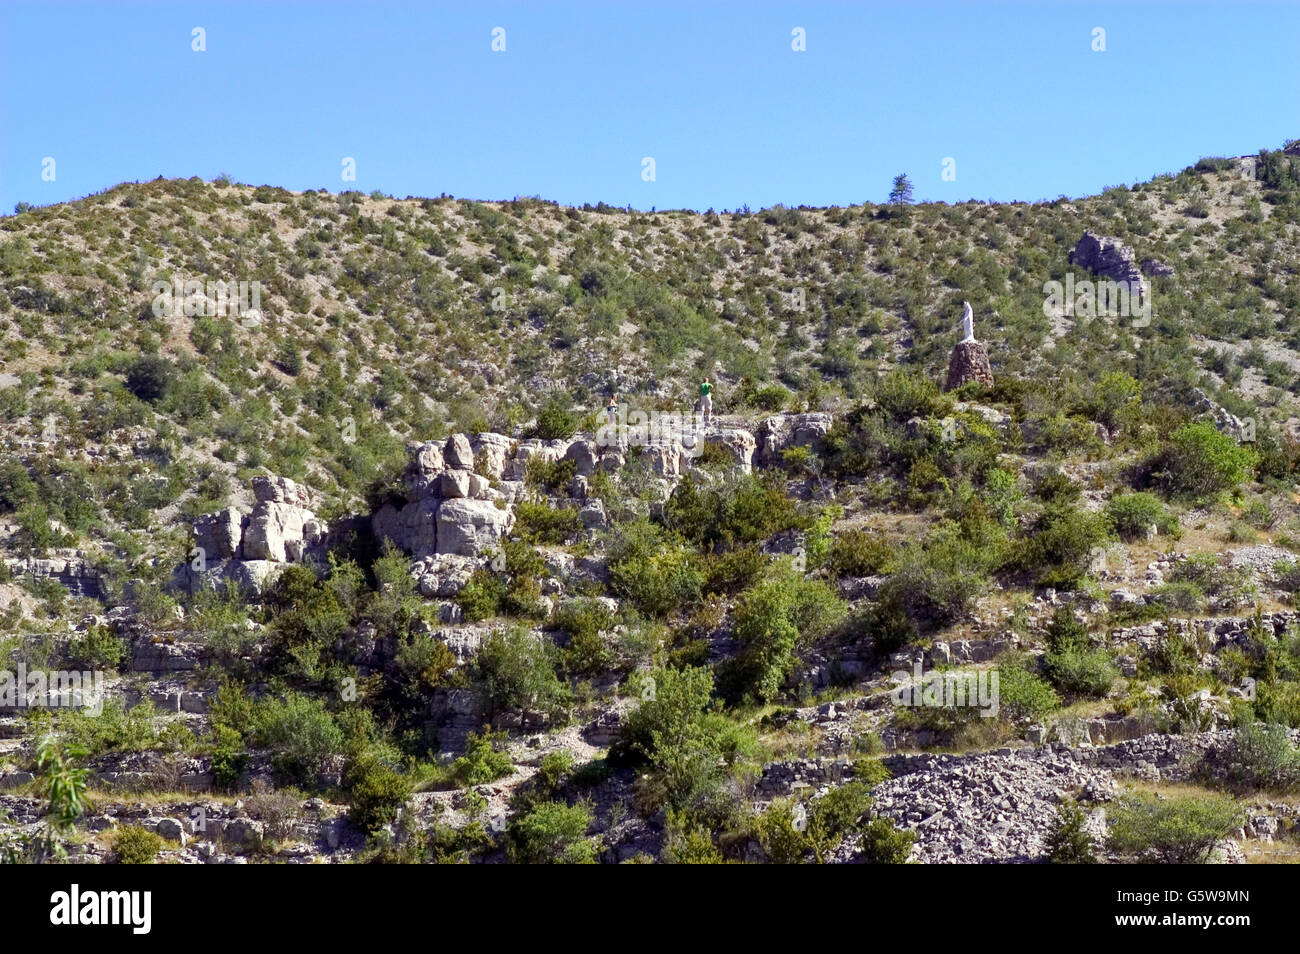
[1106,793,1242,863]
[995,656,1060,721]
[473,626,569,719]
[63,625,127,672]
[1157,421,1256,501]
[1045,801,1097,864]
[528,393,579,440]
[514,500,583,544]
[606,520,704,617]
[826,528,894,578]
[662,472,805,551]
[611,666,757,815]
[1221,721,1300,792]
[449,730,515,787]
[505,800,597,863]
[1106,492,1179,540]
[248,693,345,788]
[345,753,412,832]
[110,825,165,864]
[551,597,617,676]
[718,562,847,704]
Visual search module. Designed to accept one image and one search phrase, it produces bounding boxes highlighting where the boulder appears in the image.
[467,473,492,499]
[242,501,320,562]
[435,469,472,499]
[436,498,514,557]
[579,499,608,531]
[445,433,475,471]
[701,427,756,473]
[564,439,598,477]
[639,441,685,478]
[193,507,244,560]
[471,433,514,480]
[755,413,833,467]
[155,817,186,842]
[372,498,441,558]
[251,475,313,508]
[416,554,478,598]
[506,439,566,480]
[3,557,105,599]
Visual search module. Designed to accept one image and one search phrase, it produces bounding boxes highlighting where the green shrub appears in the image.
[551,597,617,676]
[663,472,804,551]
[1045,801,1097,864]
[209,723,248,791]
[1013,505,1112,587]
[123,354,175,403]
[345,753,412,832]
[1044,645,1116,698]
[457,569,505,622]
[111,825,165,864]
[263,564,350,680]
[872,369,948,424]
[449,730,515,787]
[505,800,596,863]
[826,528,893,577]
[853,758,892,787]
[856,815,915,864]
[756,781,911,864]
[1221,722,1300,792]
[743,382,791,412]
[514,500,583,544]
[662,810,724,863]
[249,693,345,788]
[55,699,159,756]
[1159,421,1256,500]
[1106,793,1242,863]
[704,544,769,595]
[0,459,37,513]
[995,657,1060,720]
[524,455,577,492]
[1106,492,1179,540]
[63,625,126,672]
[611,666,756,814]
[526,750,575,804]
[473,625,569,719]
[529,393,578,440]
[879,527,990,627]
[719,562,847,704]
[606,520,704,617]
[1168,553,1255,607]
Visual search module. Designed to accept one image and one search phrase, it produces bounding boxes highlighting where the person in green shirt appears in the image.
[605,391,619,427]
[698,380,713,424]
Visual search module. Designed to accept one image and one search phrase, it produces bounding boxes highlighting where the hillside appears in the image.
[3,144,1300,864]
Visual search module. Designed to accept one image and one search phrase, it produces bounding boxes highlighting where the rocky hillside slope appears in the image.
[3,144,1300,864]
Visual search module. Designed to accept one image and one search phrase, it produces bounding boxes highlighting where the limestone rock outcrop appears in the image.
[436,498,514,557]
[755,413,833,467]
[192,507,243,560]
[1069,230,1147,295]
[2,555,105,599]
[241,477,323,563]
[372,434,513,559]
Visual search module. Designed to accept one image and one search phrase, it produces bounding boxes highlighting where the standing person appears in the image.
[605,391,619,427]
[698,378,713,424]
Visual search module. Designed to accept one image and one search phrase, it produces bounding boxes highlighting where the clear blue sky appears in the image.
[2,1,1296,213]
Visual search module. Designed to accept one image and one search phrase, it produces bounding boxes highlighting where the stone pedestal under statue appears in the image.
[945,339,994,391]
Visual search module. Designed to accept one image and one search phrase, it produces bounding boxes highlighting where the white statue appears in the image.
[960,301,976,343]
